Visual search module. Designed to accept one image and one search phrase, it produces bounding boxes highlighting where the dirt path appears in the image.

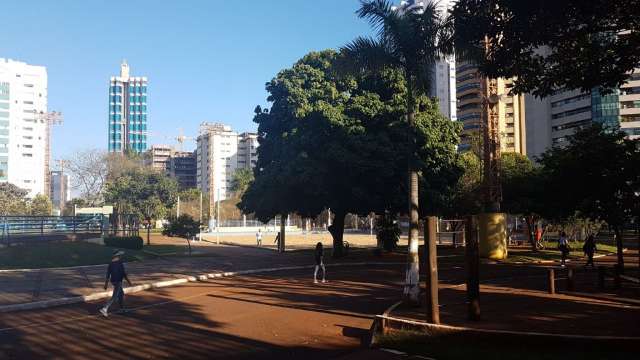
[0,266,405,359]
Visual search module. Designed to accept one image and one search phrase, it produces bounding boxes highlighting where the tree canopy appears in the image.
[240,49,460,256]
[104,168,178,222]
[447,0,640,96]
[538,124,640,267]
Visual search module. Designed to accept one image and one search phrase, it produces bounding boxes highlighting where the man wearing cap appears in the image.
[100,250,132,317]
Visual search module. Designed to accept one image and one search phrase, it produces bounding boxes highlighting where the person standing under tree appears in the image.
[256,229,262,247]
[314,242,326,284]
[558,231,570,267]
[583,233,597,268]
[100,250,132,317]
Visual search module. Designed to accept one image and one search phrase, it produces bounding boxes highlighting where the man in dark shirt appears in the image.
[100,250,132,317]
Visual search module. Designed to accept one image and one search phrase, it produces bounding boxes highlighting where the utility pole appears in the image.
[177,196,180,218]
[216,187,220,245]
[199,191,203,224]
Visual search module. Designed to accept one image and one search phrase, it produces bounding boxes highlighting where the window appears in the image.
[552,106,591,120]
[24,84,34,88]
[22,153,33,157]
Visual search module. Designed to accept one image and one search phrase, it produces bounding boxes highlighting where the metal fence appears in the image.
[1,214,106,245]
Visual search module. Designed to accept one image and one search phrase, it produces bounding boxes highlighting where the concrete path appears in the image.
[0,245,405,308]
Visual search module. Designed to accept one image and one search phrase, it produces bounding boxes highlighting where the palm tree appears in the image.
[341,0,448,304]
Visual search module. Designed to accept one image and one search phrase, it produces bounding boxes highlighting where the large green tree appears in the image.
[240,50,460,264]
[104,169,178,225]
[538,124,639,270]
[447,0,640,96]
[342,0,451,303]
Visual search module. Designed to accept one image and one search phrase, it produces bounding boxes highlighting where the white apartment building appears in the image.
[196,123,258,207]
[0,58,48,197]
[525,70,640,159]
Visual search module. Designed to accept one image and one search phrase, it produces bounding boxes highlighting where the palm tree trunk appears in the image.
[404,104,420,305]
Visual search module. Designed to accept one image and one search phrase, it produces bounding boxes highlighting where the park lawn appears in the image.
[0,241,190,270]
[376,331,631,360]
[502,241,618,264]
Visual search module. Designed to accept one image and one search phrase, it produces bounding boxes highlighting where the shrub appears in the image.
[376,213,401,252]
[163,214,200,239]
[103,236,143,250]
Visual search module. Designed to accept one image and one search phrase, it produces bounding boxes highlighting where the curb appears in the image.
[372,300,640,343]
[0,261,404,313]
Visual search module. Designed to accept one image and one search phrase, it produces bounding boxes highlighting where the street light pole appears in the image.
[216,187,220,245]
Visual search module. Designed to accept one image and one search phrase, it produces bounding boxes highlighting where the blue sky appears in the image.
[1,0,372,159]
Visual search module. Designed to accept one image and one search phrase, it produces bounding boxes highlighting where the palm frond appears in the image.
[338,36,398,74]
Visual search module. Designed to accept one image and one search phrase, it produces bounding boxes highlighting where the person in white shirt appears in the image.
[256,229,262,247]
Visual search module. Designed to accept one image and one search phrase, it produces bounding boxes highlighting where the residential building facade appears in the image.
[0,58,48,197]
[50,170,70,214]
[170,150,197,189]
[455,62,527,155]
[196,123,258,210]
[108,61,148,153]
[525,70,640,159]
[146,144,172,173]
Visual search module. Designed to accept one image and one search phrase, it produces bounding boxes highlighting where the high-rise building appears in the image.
[525,70,640,159]
[50,170,70,214]
[196,123,258,215]
[170,150,197,189]
[0,58,48,197]
[108,61,148,153]
[455,62,527,155]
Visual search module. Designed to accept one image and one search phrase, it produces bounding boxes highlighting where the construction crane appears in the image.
[34,111,64,201]
[174,128,194,152]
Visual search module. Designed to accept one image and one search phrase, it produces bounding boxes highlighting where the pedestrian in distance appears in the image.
[314,242,326,284]
[583,233,597,268]
[558,231,570,267]
[100,250,132,317]
[256,228,262,247]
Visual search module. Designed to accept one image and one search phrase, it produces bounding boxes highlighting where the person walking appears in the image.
[583,233,597,268]
[314,242,326,284]
[256,229,262,247]
[100,250,132,317]
[558,231,570,267]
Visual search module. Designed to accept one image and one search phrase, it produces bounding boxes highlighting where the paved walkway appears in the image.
[0,266,407,359]
[0,245,406,308]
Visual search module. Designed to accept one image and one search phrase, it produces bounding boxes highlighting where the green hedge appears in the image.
[103,236,143,250]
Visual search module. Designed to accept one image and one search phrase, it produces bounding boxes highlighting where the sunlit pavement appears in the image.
[0,265,406,359]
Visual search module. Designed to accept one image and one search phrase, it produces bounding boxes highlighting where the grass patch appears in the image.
[0,241,190,269]
[377,331,632,360]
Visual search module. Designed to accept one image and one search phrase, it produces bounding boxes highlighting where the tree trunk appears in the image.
[404,106,420,305]
[279,213,286,253]
[328,210,345,258]
[614,226,624,273]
